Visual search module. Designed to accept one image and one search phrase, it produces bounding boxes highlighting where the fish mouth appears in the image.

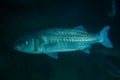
[13,45,20,51]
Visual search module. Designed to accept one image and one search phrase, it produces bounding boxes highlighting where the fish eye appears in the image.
[25,41,29,45]
[16,39,28,46]
[22,40,29,46]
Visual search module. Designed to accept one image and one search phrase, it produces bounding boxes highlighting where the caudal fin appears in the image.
[100,26,113,48]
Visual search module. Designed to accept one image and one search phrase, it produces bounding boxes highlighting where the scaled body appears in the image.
[14,26,113,59]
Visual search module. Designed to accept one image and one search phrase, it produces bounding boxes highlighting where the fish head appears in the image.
[13,36,45,54]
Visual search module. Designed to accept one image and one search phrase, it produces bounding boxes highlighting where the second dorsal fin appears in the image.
[74,25,87,32]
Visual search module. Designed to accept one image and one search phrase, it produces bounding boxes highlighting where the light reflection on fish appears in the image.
[14,25,113,59]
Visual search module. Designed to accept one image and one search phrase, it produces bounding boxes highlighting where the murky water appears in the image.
[0,0,120,80]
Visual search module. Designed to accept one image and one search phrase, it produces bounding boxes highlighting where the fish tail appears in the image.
[100,26,113,48]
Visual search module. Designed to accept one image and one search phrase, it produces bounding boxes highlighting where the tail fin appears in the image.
[100,26,113,48]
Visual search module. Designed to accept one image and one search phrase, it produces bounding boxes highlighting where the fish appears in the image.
[14,25,113,59]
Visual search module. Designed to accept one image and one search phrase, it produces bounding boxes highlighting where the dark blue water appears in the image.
[0,0,120,80]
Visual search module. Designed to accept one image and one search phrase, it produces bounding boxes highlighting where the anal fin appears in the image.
[82,46,91,54]
[46,52,58,59]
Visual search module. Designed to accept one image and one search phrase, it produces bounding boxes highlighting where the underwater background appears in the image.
[0,0,120,80]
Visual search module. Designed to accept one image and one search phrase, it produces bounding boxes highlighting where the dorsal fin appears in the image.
[74,25,87,32]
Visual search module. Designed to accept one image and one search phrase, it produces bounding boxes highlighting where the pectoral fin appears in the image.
[46,52,58,59]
